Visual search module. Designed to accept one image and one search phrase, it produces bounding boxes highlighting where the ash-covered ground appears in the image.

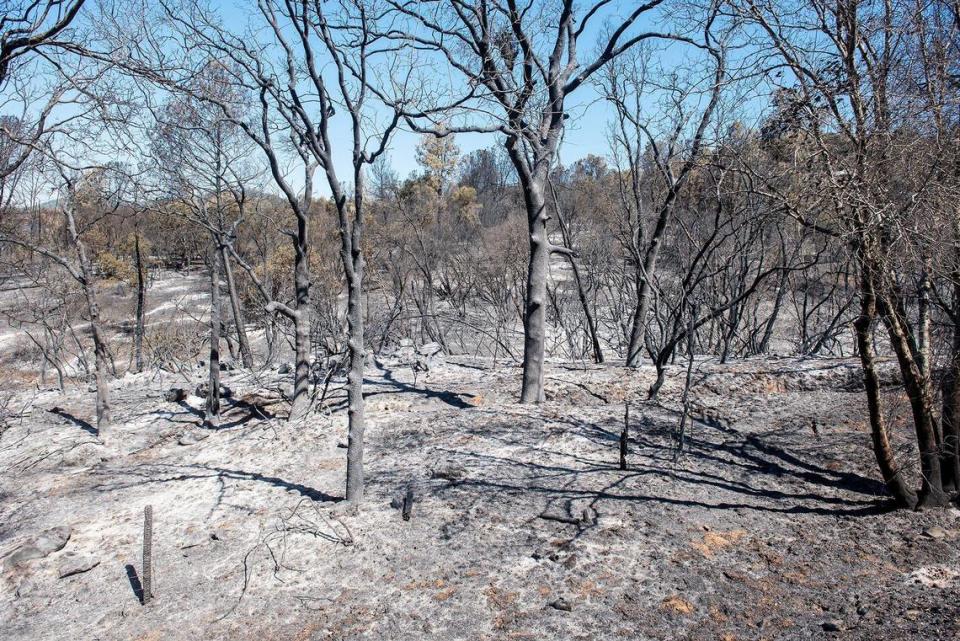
[1,354,958,640]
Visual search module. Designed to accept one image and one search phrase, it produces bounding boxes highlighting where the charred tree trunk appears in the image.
[133,233,146,373]
[625,194,683,368]
[288,220,312,422]
[63,196,111,438]
[339,184,367,504]
[758,268,789,354]
[942,330,960,494]
[520,177,550,403]
[942,232,960,494]
[854,258,917,508]
[626,271,655,368]
[568,255,604,364]
[344,251,365,503]
[876,292,948,507]
[917,264,932,381]
[550,181,603,364]
[220,245,253,369]
[205,242,221,429]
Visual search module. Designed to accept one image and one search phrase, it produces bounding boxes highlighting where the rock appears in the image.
[278,362,292,375]
[922,526,947,540]
[548,598,573,612]
[57,554,99,578]
[821,620,843,632]
[178,431,210,446]
[430,462,467,481]
[580,507,598,526]
[337,440,348,449]
[3,527,71,570]
[164,388,187,403]
[418,342,442,356]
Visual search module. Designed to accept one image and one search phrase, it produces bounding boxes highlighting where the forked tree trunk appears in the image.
[64,198,111,438]
[626,272,655,368]
[220,245,253,368]
[206,243,221,429]
[626,199,678,368]
[876,294,948,507]
[854,259,917,508]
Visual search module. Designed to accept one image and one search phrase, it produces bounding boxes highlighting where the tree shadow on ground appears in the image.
[93,463,341,504]
[147,397,275,431]
[48,407,97,436]
[412,410,893,519]
[365,366,474,409]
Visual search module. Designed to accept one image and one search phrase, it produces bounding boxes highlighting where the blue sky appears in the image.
[208,0,727,185]
[0,0,767,202]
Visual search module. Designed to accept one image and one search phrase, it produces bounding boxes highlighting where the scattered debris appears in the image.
[164,388,188,403]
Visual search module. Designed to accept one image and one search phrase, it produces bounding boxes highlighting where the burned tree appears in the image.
[148,61,261,426]
[730,0,960,507]
[603,25,725,368]
[390,0,700,402]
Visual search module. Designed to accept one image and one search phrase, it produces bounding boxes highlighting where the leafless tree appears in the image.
[389,0,705,402]
[729,0,960,507]
[148,60,262,425]
[0,0,86,87]
[603,24,725,368]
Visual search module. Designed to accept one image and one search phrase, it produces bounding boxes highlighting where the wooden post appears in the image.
[401,487,414,521]
[142,505,153,604]
[620,402,629,470]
